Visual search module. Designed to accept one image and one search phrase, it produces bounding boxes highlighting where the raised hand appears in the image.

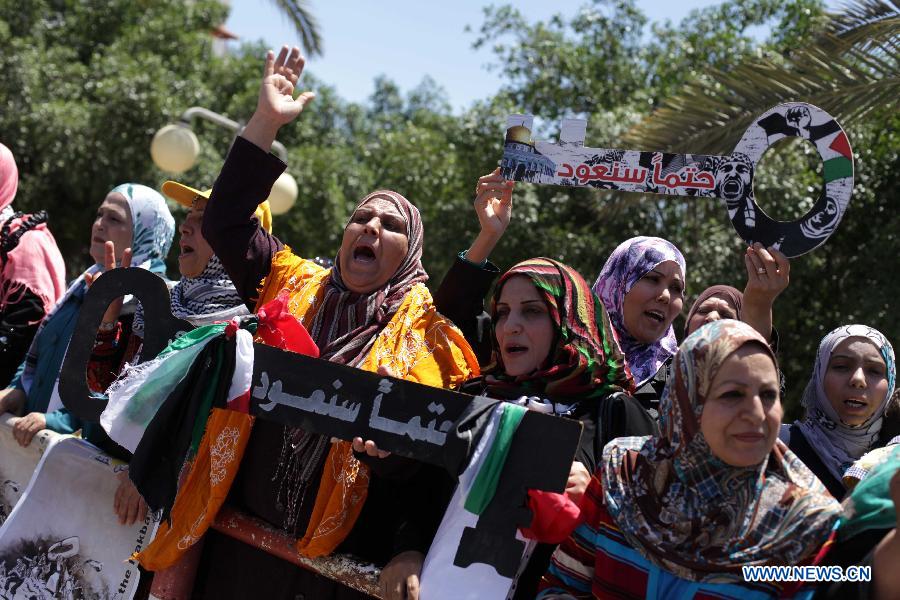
[84,241,132,331]
[255,45,316,126]
[466,168,515,264]
[741,243,790,341]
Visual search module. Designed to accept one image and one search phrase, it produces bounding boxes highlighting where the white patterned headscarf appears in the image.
[797,324,896,482]
[110,183,174,274]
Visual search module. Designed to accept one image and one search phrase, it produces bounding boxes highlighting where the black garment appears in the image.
[0,286,44,385]
[203,136,286,308]
[632,359,670,423]
[432,253,499,365]
[779,423,846,500]
[813,530,885,599]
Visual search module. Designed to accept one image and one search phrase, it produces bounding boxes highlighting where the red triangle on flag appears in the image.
[829,132,852,159]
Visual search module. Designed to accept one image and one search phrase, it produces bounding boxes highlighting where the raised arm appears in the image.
[433,169,513,363]
[742,243,790,342]
[203,46,316,306]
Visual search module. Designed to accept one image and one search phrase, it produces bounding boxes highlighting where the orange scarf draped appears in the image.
[135,408,254,569]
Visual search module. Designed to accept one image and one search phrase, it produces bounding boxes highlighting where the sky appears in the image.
[224,0,735,112]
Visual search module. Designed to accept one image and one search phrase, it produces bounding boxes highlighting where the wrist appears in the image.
[467,231,501,264]
[98,321,118,333]
[242,113,282,153]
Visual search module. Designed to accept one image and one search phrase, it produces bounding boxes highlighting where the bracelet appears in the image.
[98,321,118,333]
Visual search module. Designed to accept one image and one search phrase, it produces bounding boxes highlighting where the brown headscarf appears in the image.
[307,190,426,365]
[684,285,743,337]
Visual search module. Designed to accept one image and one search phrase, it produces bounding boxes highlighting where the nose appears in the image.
[179,220,193,236]
[849,366,867,388]
[500,312,524,336]
[740,394,767,425]
[657,286,670,304]
[364,216,381,236]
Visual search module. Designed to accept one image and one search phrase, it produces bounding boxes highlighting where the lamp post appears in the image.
[151,107,298,215]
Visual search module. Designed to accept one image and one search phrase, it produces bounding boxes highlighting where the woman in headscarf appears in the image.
[85,180,267,394]
[0,142,66,384]
[78,181,262,527]
[1,183,174,447]
[592,236,686,417]
[190,46,479,599]
[540,319,842,599]
[367,257,656,600]
[684,244,790,339]
[780,324,896,500]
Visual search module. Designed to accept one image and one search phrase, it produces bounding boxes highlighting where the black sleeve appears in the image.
[433,254,500,365]
[0,286,45,385]
[203,136,287,307]
[576,392,660,473]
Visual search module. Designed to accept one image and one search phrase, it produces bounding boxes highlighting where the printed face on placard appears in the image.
[714,154,753,208]
[800,196,840,240]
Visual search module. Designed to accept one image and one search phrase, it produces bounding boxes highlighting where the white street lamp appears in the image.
[269,172,299,215]
[150,123,200,173]
[151,107,299,213]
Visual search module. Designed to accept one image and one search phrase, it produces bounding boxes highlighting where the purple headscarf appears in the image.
[592,236,686,386]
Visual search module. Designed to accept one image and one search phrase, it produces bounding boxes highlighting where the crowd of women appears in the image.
[1,45,899,600]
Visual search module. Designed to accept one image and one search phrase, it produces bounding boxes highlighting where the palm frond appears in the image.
[624,1,899,154]
[269,0,324,58]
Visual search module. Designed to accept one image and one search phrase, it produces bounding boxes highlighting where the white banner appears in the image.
[0,435,158,600]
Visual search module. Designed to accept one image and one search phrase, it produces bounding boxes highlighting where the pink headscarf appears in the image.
[0,143,66,319]
[0,143,17,212]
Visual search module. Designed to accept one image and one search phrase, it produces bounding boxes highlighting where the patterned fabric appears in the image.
[480,257,634,401]
[839,443,900,542]
[135,407,254,570]
[109,183,174,274]
[796,324,896,483]
[600,320,841,582]
[0,144,65,318]
[843,435,900,489]
[684,284,743,337]
[310,190,427,366]
[12,184,174,410]
[256,246,479,557]
[132,254,246,337]
[591,236,686,386]
[539,474,819,599]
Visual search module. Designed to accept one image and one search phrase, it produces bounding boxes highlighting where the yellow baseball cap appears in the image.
[161,180,272,234]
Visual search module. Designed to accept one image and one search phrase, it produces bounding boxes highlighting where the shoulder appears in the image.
[368,284,480,386]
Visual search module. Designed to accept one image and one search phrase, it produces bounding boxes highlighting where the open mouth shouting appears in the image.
[179,242,195,258]
[352,243,377,265]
